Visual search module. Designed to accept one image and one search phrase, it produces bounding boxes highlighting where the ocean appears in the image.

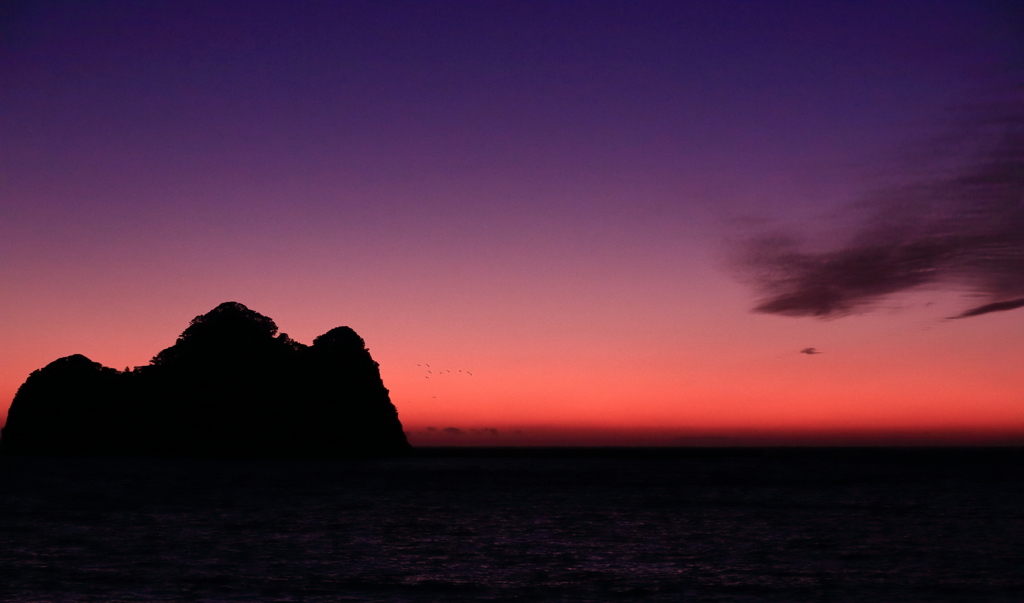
[1,448,1021,602]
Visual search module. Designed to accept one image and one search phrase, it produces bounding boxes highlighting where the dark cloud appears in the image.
[737,96,1024,319]
[442,427,463,435]
[949,297,1024,319]
[799,348,820,355]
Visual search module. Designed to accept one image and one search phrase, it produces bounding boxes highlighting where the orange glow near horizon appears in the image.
[2,285,1023,446]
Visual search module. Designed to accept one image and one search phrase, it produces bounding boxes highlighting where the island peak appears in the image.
[0,303,410,458]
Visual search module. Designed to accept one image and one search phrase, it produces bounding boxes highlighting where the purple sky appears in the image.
[2,1,1022,443]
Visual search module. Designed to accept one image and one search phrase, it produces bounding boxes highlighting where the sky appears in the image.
[2,0,1023,445]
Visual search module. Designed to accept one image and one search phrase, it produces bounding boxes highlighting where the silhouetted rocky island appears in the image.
[0,302,411,458]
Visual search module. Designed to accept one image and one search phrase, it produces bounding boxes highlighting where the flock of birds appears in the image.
[417,363,474,400]
[418,363,472,378]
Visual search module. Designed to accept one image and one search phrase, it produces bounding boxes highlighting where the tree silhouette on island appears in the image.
[0,302,411,458]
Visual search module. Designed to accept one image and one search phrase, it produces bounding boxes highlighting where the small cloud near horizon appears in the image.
[418,426,502,438]
[799,348,821,355]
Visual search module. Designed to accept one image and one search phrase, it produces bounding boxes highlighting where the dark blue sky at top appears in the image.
[4,2,1015,181]
[0,1,1019,266]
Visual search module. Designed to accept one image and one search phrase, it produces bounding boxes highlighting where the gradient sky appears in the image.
[3,0,1023,445]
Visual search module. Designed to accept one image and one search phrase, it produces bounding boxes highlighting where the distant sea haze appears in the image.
[407,426,1024,447]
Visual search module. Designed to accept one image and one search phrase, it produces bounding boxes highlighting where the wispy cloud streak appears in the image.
[950,297,1024,319]
[738,97,1024,319]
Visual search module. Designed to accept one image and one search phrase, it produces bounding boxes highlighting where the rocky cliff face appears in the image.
[0,302,411,457]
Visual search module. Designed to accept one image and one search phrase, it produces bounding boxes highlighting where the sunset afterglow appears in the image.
[2,1,1022,445]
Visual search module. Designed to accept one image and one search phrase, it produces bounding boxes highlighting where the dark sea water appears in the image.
[1,448,1021,602]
